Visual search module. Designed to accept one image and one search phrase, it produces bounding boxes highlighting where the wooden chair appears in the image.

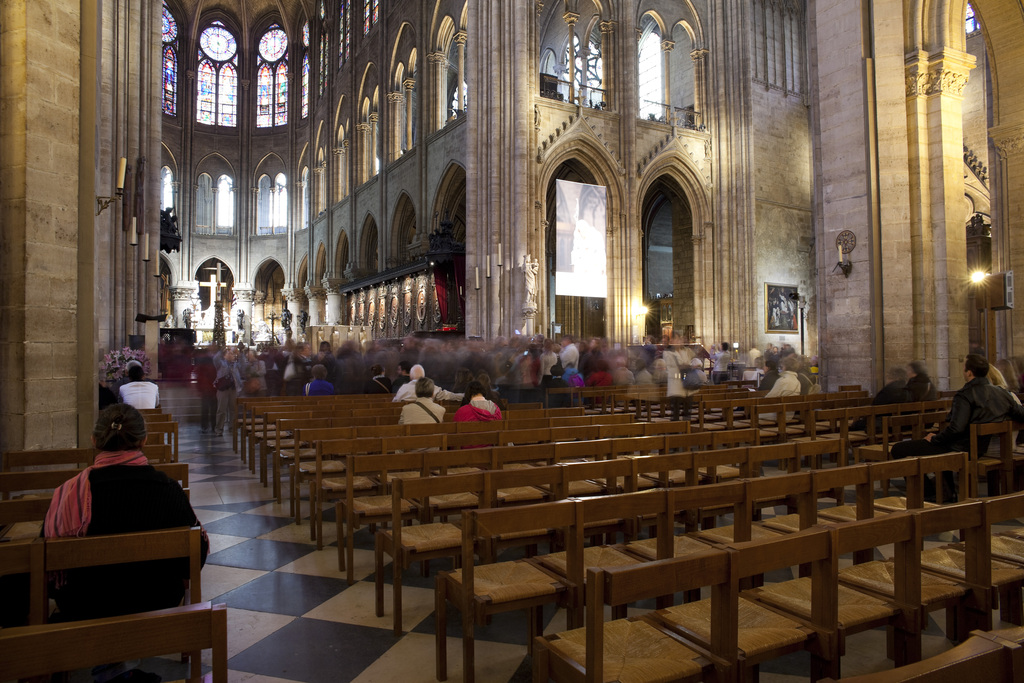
[435,499,576,683]
[0,539,45,625]
[145,421,179,462]
[969,420,1016,497]
[0,602,227,683]
[375,472,486,636]
[2,447,93,471]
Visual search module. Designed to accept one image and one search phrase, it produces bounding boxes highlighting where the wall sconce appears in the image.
[96,157,127,215]
[833,231,855,278]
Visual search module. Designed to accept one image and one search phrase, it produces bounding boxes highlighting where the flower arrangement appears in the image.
[102,347,151,382]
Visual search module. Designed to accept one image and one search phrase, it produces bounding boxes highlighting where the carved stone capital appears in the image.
[905,51,974,98]
[599,21,616,35]
[403,78,415,91]
[305,286,327,301]
[356,122,371,133]
[169,285,197,301]
[691,48,709,63]
[991,124,1024,159]
[233,285,255,303]
[427,51,447,67]
[282,288,307,304]
[563,11,580,27]
[661,39,675,52]
[387,90,404,104]
[322,277,344,294]
[454,31,467,45]
[368,112,379,124]
[253,292,267,305]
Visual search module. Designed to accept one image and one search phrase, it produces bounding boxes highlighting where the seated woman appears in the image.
[363,364,392,394]
[43,404,209,622]
[304,363,335,396]
[454,380,503,422]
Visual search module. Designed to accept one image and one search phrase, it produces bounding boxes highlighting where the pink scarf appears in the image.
[43,450,149,538]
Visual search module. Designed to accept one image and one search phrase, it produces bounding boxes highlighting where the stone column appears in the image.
[661,39,675,121]
[233,284,255,344]
[992,128,1024,357]
[368,113,379,176]
[428,51,447,127]
[305,286,326,326]
[386,91,403,162]
[691,48,708,126]
[169,284,197,330]
[253,292,267,325]
[905,50,975,385]
[313,165,324,214]
[599,21,615,102]
[403,78,415,149]
[356,123,371,184]
[333,146,344,202]
[323,278,343,324]
[454,31,467,113]
[563,12,579,104]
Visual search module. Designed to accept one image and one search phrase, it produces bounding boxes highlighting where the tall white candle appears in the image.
[143,232,150,258]
[838,244,843,263]
[486,256,491,278]
[497,242,502,267]
[117,157,127,190]
[475,266,480,289]
[130,217,138,245]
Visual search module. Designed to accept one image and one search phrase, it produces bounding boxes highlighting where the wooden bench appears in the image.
[0,601,227,683]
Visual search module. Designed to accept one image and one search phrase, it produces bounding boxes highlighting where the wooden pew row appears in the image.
[0,602,227,683]
[2,443,173,473]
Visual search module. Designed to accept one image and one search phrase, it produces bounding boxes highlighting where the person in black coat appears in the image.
[906,360,938,402]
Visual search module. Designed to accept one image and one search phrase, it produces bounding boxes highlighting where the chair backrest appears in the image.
[2,448,92,471]
[0,539,45,623]
[0,601,228,683]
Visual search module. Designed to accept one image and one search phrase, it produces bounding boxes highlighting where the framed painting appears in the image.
[764,283,799,334]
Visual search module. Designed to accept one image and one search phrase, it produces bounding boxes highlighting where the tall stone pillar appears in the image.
[691,49,708,125]
[305,286,326,326]
[386,91,403,163]
[368,113,379,176]
[563,12,579,104]
[599,22,615,101]
[905,50,975,385]
[356,123,371,184]
[233,285,255,344]
[454,32,467,113]
[324,278,343,324]
[992,129,1024,358]
[253,292,267,326]
[428,51,447,127]
[170,284,197,330]
[661,39,675,120]
[403,78,415,148]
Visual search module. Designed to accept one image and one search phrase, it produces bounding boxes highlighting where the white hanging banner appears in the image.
[555,179,607,298]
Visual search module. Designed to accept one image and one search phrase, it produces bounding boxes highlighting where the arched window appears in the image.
[195,173,213,234]
[566,26,603,106]
[301,23,310,118]
[196,21,238,127]
[161,4,178,116]
[637,17,663,120]
[256,25,289,127]
[216,174,235,234]
[364,0,379,35]
[257,174,273,234]
[447,40,467,118]
[301,166,310,229]
[339,1,351,67]
[966,3,980,34]
[161,166,175,210]
[319,1,329,97]
[273,173,288,233]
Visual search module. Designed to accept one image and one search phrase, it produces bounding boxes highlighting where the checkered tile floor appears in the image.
[122,421,1024,683]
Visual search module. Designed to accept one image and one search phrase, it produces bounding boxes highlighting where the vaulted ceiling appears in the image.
[172,0,311,38]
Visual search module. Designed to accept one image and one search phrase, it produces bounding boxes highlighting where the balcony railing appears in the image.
[539,74,609,110]
[639,100,704,131]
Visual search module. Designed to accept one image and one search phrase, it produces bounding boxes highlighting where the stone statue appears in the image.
[236,307,245,331]
[298,310,309,332]
[522,254,539,306]
[281,308,292,333]
[182,308,192,330]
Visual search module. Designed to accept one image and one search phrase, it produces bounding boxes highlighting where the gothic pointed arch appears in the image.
[360,215,380,272]
[314,241,328,284]
[389,192,419,266]
[335,231,350,277]
[430,162,466,244]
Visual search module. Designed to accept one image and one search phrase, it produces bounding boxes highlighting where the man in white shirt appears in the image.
[559,336,579,370]
[393,364,463,402]
[118,362,160,409]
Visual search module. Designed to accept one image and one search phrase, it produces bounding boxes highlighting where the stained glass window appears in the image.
[339,1,350,67]
[161,166,174,210]
[303,21,310,47]
[275,62,289,126]
[197,59,217,125]
[319,24,328,97]
[637,20,663,120]
[301,167,310,229]
[216,175,235,234]
[256,25,288,128]
[196,21,238,127]
[161,4,177,116]
[302,54,310,118]
[218,62,237,126]
[966,4,980,33]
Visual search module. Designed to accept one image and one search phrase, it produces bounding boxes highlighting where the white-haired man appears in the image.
[392,363,463,403]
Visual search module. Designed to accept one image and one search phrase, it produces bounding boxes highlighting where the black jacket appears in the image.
[933,377,1024,452]
[907,374,938,402]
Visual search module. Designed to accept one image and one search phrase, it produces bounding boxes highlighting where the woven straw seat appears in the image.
[697,524,784,544]
[700,423,726,431]
[280,447,317,461]
[447,561,561,604]
[546,619,704,682]
[816,504,860,522]
[497,486,547,503]
[321,475,375,492]
[442,466,485,475]
[385,470,422,483]
[992,534,1024,562]
[659,598,807,657]
[731,419,753,429]
[541,545,640,576]
[873,496,939,512]
[921,547,1024,584]
[627,534,711,561]
[846,430,868,444]
[641,469,689,486]
[753,577,896,628]
[351,495,414,516]
[299,460,345,476]
[392,522,461,552]
[840,561,965,602]
[276,438,303,450]
[430,492,480,509]
[702,465,740,481]
[760,513,801,532]
[567,479,605,496]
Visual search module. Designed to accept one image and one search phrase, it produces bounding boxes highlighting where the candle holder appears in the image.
[834,231,856,278]
[96,157,128,216]
[833,257,852,278]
